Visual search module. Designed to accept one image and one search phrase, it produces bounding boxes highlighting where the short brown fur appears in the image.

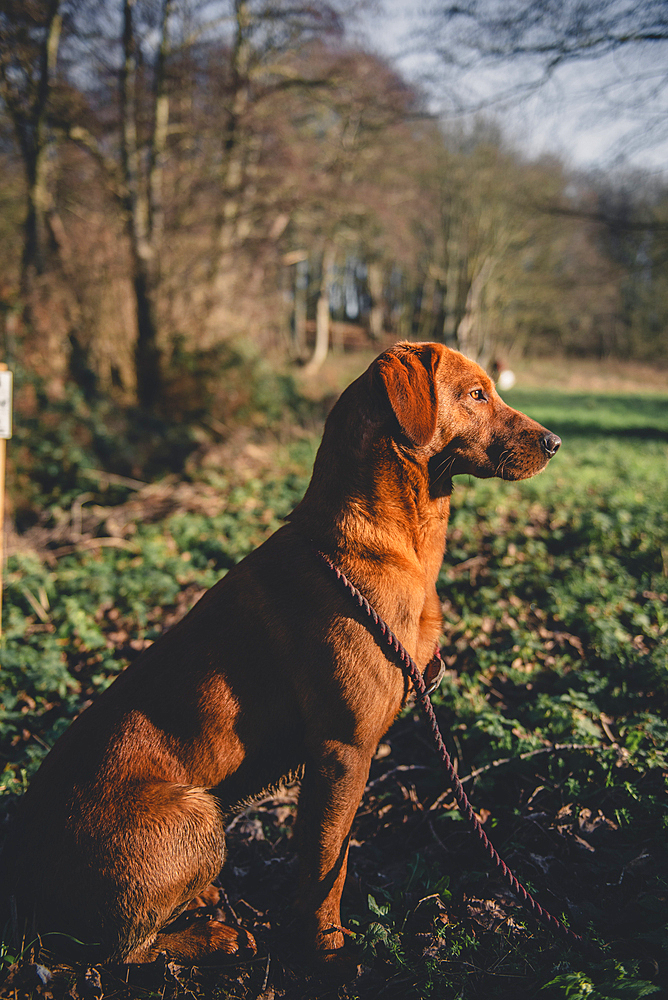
[0,343,560,968]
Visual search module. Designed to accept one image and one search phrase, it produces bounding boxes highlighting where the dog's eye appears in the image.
[470,389,487,401]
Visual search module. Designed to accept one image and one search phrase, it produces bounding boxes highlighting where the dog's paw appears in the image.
[199,920,257,960]
[155,918,256,964]
[313,948,362,983]
[311,928,361,982]
[183,884,222,910]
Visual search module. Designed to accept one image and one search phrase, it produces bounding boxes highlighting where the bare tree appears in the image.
[426,0,668,156]
[433,1,668,67]
[0,0,64,292]
[119,0,173,410]
[206,0,345,283]
[67,0,210,408]
[286,48,427,372]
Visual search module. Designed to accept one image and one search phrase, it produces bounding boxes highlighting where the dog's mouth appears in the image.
[428,424,560,487]
[429,436,559,486]
[492,431,561,481]
[495,456,548,481]
[491,445,544,480]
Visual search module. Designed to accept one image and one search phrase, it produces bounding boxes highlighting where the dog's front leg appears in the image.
[296,740,372,960]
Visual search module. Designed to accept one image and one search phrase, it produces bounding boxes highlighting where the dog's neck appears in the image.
[289,385,450,575]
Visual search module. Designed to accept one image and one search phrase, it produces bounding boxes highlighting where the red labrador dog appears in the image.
[0,342,560,968]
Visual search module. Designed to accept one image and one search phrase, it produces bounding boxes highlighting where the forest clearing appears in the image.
[1,355,667,999]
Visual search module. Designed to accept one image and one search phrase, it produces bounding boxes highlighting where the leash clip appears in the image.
[423,647,445,694]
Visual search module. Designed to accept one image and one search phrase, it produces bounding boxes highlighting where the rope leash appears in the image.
[314,548,584,950]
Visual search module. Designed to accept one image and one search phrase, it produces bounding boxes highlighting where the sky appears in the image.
[357,1,668,175]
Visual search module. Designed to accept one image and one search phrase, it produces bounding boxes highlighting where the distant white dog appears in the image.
[498,369,516,391]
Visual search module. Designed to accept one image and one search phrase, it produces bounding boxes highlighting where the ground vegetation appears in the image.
[1,373,667,999]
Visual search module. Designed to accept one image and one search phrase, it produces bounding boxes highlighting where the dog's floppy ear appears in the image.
[376,344,440,447]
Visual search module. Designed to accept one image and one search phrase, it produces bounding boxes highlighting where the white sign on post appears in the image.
[0,370,12,439]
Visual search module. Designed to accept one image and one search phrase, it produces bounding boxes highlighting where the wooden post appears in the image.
[0,362,12,640]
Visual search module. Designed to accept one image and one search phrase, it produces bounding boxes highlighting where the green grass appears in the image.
[436,392,668,834]
[1,388,667,998]
[502,389,668,439]
[418,391,667,998]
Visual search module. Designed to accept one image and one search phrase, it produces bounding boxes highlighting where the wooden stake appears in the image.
[0,362,7,640]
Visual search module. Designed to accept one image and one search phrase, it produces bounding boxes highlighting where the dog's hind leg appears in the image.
[126,877,257,964]
[126,917,256,964]
[95,783,254,964]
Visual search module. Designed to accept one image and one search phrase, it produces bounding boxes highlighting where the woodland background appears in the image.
[3,0,668,425]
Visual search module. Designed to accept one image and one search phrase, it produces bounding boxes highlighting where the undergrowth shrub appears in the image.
[161,335,312,429]
[8,343,314,529]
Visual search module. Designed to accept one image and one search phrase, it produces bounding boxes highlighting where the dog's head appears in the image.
[375,342,560,492]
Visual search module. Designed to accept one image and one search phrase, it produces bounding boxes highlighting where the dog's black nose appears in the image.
[542,433,561,457]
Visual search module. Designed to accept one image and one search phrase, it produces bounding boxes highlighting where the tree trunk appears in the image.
[11,1,62,295]
[209,0,252,280]
[20,144,51,292]
[303,243,335,375]
[442,227,462,345]
[456,257,495,361]
[120,0,173,409]
[133,262,162,410]
[293,256,308,359]
[367,261,384,341]
[148,0,173,261]
[417,272,436,341]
